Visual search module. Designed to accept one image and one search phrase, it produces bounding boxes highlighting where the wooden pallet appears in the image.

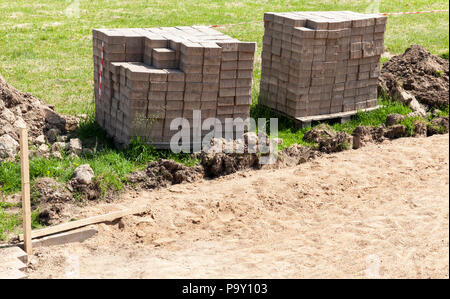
[271,106,380,129]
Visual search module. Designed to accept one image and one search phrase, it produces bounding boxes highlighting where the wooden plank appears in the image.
[296,106,380,123]
[19,205,148,241]
[262,106,381,129]
[19,128,32,255]
[30,227,98,248]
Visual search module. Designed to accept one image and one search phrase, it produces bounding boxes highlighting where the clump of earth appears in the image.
[379,45,449,109]
[303,124,353,153]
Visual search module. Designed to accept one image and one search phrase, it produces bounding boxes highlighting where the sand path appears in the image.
[29,134,449,278]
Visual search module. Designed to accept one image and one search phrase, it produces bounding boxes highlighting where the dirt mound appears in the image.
[0,74,79,160]
[379,45,449,108]
[201,152,260,178]
[303,124,352,153]
[127,159,204,189]
[34,177,73,204]
[32,178,75,226]
[127,142,321,191]
[303,123,336,144]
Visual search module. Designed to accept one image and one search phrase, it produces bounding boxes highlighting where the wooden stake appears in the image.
[19,128,32,255]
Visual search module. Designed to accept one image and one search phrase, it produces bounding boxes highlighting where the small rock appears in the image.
[37,144,50,156]
[12,106,22,117]
[409,98,427,117]
[64,116,79,132]
[35,135,46,145]
[69,152,78,159]
[1,108,16,124]
[431,109,442,117]
[0,119,14,136]
[13,117,27,129]
[0,134,19,159]
[51,142,67,153]
[73,164,95,185]
[51,151,63,160]
[69,138,83,155]
[385,114,405,127]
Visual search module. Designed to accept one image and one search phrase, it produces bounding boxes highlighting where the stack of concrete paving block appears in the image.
[92,26,256,148]
[259,11,386,118]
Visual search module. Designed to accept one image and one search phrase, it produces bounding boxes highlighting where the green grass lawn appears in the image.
[0,0,449,240]
[0,0,448,114]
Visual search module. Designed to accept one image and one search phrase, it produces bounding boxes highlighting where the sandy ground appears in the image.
[28,134,449,279]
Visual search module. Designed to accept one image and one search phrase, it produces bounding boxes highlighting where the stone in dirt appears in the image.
[73,164,95,185]
[0,134,19,159]
[35,135,46,145]
[37,144,50,157]
[51,151,63,160]
[379,45,449,109]
[69,138,83,155]
[51,142,68,153]
[69,164,101,202]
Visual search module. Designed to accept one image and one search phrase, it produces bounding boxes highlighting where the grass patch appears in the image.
[0,209,19,241]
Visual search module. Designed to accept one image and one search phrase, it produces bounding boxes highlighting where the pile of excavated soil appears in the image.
[379,45,449,108]
[125,115,450,194]
[0,74,79,160]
